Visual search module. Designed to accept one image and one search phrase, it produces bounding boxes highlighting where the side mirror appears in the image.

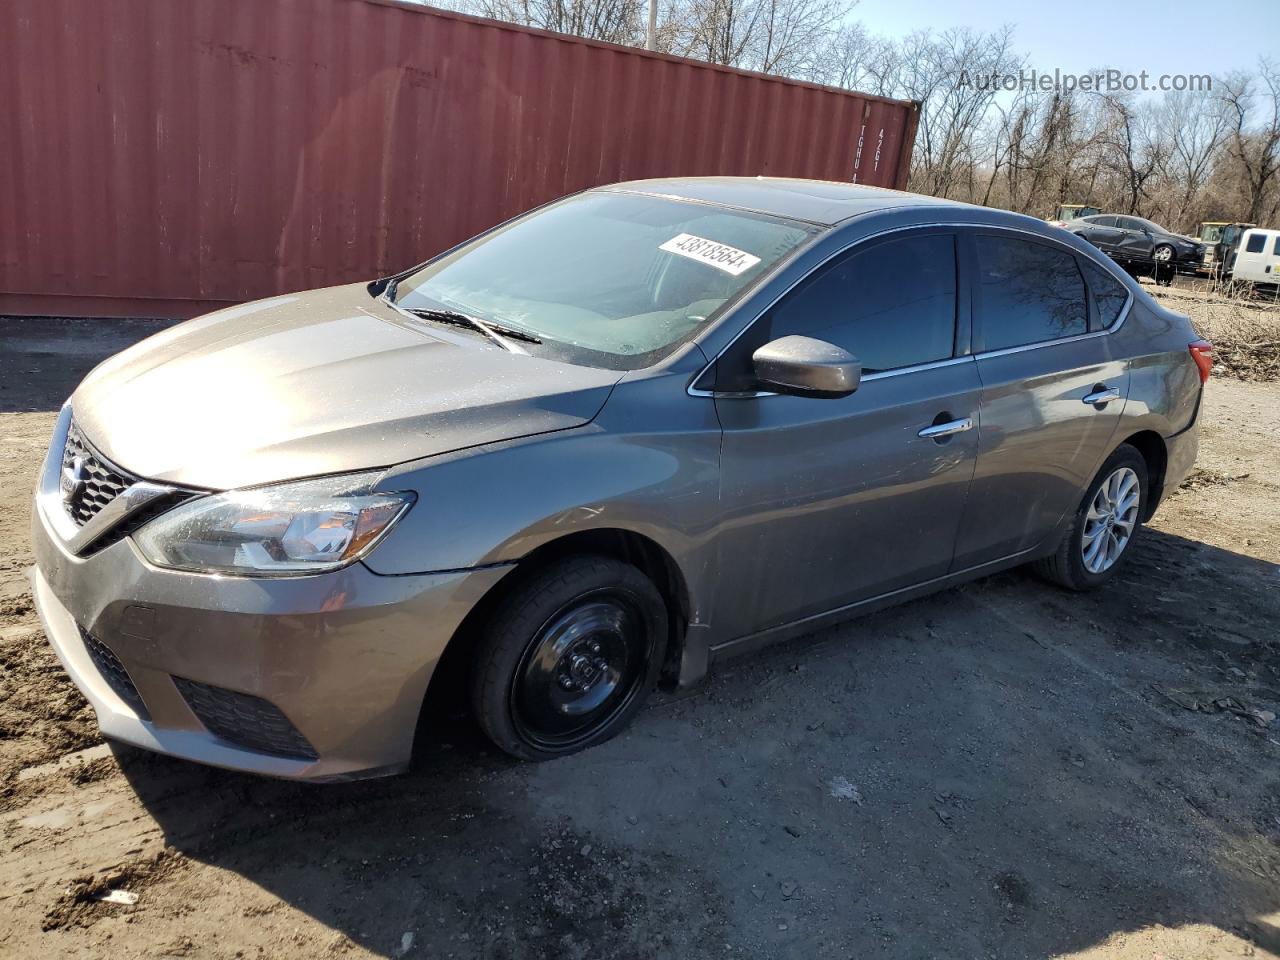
[752,335,861,398]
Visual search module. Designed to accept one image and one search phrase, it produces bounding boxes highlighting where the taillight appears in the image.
[1188,340,1213,383]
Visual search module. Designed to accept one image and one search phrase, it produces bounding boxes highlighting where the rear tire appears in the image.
[471,555,667,761]
[1033,445,1148,591]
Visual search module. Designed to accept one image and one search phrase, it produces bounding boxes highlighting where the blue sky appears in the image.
[853,0,1277,84]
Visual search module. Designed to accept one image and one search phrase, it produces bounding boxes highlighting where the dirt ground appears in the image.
[1,314,1278,960]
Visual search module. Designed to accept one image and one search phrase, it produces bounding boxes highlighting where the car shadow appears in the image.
[111,527,1280,959]
[0,316,178,413]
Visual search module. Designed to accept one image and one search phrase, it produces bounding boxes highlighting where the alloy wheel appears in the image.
[1081,466,1140,574]
[1153,245,1173,262]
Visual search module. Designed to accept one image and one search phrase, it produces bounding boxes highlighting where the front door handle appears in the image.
[917,417,973,440]
[1082,387,1120,407]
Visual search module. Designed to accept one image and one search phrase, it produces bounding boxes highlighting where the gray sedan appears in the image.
[31,178,1212,779]
[1069,214,1204,266]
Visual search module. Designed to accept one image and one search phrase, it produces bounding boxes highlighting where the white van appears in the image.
[1232,228,1280,285]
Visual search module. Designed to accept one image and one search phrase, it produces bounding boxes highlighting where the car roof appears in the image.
[596,176,971,226]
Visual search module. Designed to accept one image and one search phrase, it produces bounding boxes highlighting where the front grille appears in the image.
[62,420,138,527]
[173,678,318,761]
[59,419,197,552]
[78,626,151,721]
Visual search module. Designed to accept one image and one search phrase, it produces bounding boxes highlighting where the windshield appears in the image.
[394,191,817,369]
[1199,224,1225,244]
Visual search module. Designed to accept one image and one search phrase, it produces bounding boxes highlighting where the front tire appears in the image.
[1152,243,1174,263]
[471,555,667,761]
[1033,445,1148,591]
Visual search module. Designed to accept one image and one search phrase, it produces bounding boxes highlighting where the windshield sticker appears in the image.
[659,234,761,276]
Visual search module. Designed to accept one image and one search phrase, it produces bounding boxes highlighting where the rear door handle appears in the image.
[1082,387,1120,407]
[917,417,973,439]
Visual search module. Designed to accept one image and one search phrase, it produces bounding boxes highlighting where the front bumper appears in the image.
[30,436,510,781]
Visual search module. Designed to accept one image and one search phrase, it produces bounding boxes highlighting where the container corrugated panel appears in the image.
[0,0,919,318]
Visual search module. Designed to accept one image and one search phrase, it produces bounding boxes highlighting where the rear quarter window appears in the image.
[1081,261,1130,330]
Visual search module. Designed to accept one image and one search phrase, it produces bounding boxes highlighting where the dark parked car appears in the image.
[1068,214,1203,271]
[32,178,1213,780]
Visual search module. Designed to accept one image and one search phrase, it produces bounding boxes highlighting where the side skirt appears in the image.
[675,547,1040,686]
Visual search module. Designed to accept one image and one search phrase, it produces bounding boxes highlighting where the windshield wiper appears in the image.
[375,280,541,352]
[401,307,542,351]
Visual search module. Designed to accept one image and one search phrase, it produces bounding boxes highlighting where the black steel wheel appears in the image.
[472,555,667,760]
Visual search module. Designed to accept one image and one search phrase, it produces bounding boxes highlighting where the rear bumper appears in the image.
[31,481,510,781]
[1149,399,1201,519]
[1163,417,1199,498]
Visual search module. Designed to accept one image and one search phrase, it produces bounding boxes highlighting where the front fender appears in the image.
[363,373,722,626]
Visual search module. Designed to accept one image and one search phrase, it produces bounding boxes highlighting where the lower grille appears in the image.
[78,627,151,721]
[173,678,318,761]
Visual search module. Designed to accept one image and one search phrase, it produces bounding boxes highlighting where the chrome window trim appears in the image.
[862,354,976,382]
[971,296,1133,361]
[687,386,775,398]
[687,354,977,398]
[686,220,1134,398]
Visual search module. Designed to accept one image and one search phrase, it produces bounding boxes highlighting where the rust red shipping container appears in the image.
[0,0,919,318]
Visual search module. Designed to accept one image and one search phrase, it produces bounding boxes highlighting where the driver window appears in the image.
[717,233,958,391]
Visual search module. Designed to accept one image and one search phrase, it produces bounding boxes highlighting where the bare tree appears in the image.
[666,0,853,76]
[466,0,646,43]
[1221,61,1280,225]
[1092,93,1167,214]
[997,90,1083,214]
[808,21,875,90]
[898,27,1021,198]
[1155,89,1229,228]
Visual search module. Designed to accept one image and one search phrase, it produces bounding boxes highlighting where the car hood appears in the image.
[71,284,622,490]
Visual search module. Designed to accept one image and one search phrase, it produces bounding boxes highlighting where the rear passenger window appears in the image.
[1081,261,1129,330]
[1245,234,1265,253]
[1273,236,1280,255]
[974,236,1087,350]
[755,233,957,374]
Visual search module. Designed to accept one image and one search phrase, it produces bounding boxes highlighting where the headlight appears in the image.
[134,472,415,577]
